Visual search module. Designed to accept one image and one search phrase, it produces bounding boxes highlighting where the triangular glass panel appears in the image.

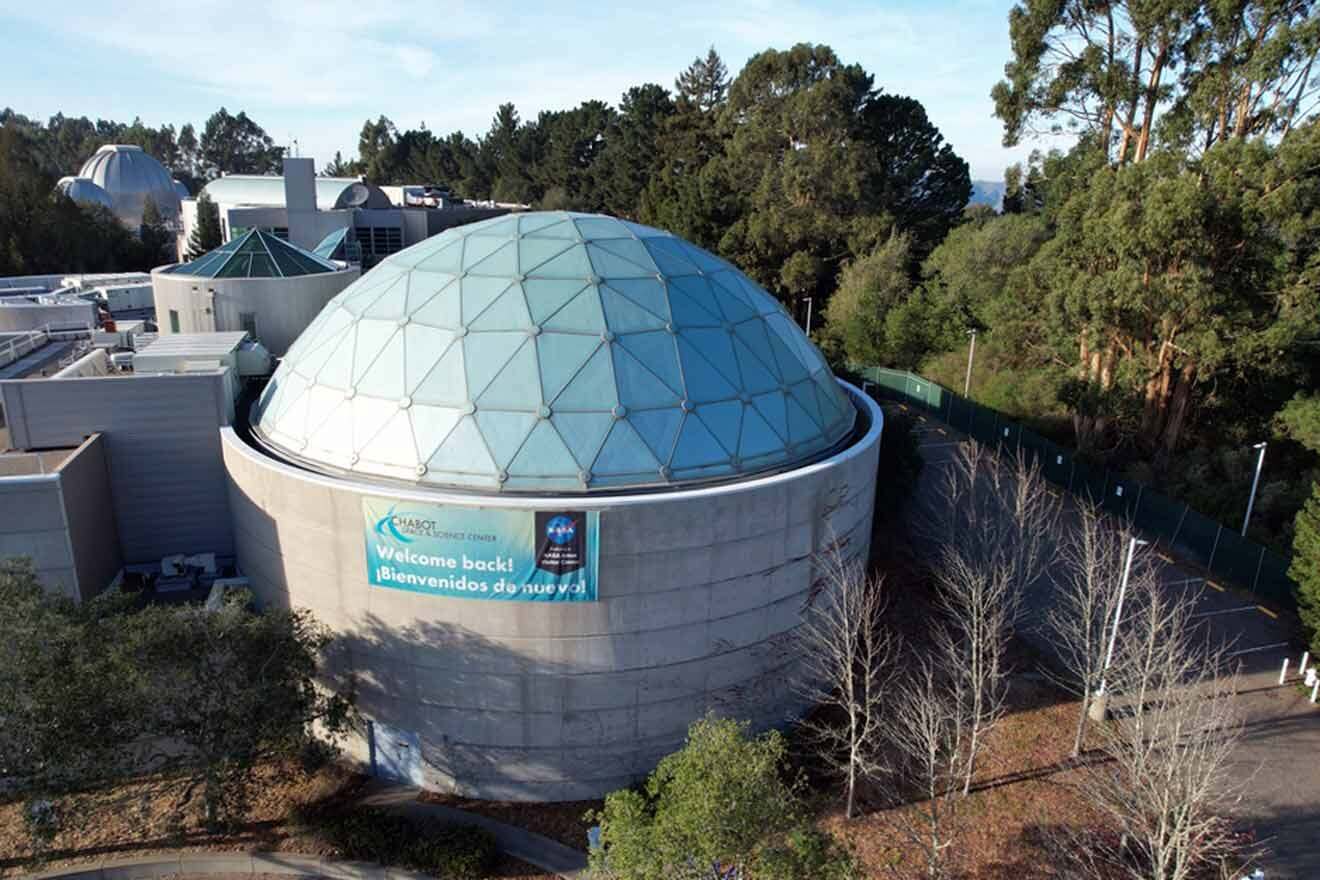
[404,325,457,391]
[471,215,519,238]
[752,391,789,441]
[671,413,729,468]
[460,233,511,272]
[586,241,657,277]
[675,337,738,403]
[601,285,668,333]
[296,325,353,381]
[593,420,660,475]
[519,213,570,235]
[522,218,580,239]
[406,273,457,310]
[475,410,538,468]
[289,305,352,362]
[519,237,575,275]
[273,383,311,442]
[628,406,683,462]
[736,275,781,316]
[508,419,580,478]
[552,345,616,410]
[468,282,532,331]
[551,412,615,470]
[679,328,742,388]
[767,327,810,384]
[349,396,399,450]
[789,379,824,430]
[525,279,590,324]
[462,331,528,402]
[410,340,467,405]
[573,216,630,240]
[460,276,513,324]
[351,320,398,384]
[618,331,683,395]
[356,332,405,399]
[316,331,356,390]
[606,277,669,319]
[620,220,666,238]
[696,400,742,454]
[612,343,681,408]
[475,337,542,409]
[676,240,729,272]
[465,239,518,277]
[641,238,702,276]
[427,416,497,476]
[363,274,410,320]
[340,272,403,315]
[707,273,758,323]
[410,404,463,460]
[357,409,419,469]
[731,335,780,394]
[410,281,462,329]
[733,321,782,381]
[739,404,783,458]
[537,333,602,402]
[668,275,722,317]
[542,285,606,333]
[666,282,722,328]
[307,399,355,462]
[785,395,819,444]
[303,385,347,436]
[411,236,465,274]
[528,244,593,279]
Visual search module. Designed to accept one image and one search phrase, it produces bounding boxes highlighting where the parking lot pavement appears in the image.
[888,401,1320,878]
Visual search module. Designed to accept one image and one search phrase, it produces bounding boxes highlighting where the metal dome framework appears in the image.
[253,212,856,493]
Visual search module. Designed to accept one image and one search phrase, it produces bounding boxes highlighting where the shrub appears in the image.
[309,807,497,879]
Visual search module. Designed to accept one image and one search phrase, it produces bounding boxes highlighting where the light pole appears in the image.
[963,328,977,397]
[1241,441,1267,536]
[803,297,814,335]
[1089,536,1148,722]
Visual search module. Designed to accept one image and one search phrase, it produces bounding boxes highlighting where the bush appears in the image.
[308,807,497,879]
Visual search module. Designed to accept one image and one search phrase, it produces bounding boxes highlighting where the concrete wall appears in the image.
[1,372,236,562]
[151,269,358,356]
[0,300,97,332]
[222,383,883,801]
[0,434,121,601]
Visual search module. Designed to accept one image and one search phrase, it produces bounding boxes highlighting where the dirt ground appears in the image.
[0,761,554,880]
[418,792,600,852]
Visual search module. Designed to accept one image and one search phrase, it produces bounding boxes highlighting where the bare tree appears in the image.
[923,443,1062,794]
[794,540,896,819]
[1061,578,1252,880]
[931,550,1016,795]
[882,656,968,880]
[1043,503,1149,756]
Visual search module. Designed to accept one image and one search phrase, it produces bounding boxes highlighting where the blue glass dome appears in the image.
[253,212,856,493]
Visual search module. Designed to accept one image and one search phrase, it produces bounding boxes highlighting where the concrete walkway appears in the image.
[22,850,435,880]
[359,785,588,879]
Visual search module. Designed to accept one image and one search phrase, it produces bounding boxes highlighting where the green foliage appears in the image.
[304,807,497,880]
[199,107,283,177]
[590,715,850,880]
[138,196,173,266]
[0,562,352,833]
[1291,484,1320,654]
[1277,395,1320,455]
[186,192,223,259]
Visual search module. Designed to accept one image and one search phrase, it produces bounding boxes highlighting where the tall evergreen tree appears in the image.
[138,197,173,266]
[186,192,222,259]
[675,46,730,112]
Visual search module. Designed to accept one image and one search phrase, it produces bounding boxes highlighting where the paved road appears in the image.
[892,402,1320,878]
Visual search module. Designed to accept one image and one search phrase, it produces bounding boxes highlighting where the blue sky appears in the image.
[0,0,1049,181]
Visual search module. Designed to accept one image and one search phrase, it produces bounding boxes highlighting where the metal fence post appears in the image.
[1208,524,1223,571]
[1068,458,1076,492]
[1170,503,1189,548]
[1133,484,1144,526]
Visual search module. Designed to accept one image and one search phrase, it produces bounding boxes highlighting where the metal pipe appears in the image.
[1096,536,1147,699]
[1241,442,1267,536]
[963,329,976,396]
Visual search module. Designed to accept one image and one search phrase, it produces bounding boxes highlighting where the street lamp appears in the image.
[803,297,814,335]
[963,328,977,397]
[1089,536,1149,722]
[1241,441,1267,537]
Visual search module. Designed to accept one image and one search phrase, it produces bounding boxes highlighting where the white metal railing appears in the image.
[0,322,94,371]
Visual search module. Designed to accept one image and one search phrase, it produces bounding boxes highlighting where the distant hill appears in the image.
[969,180,1006,210]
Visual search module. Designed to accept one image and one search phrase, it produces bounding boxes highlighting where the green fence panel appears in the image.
[1173,507,1222,567]
[1037,443,1074,488]
[1072,461,1108,506]
[1133,488,1186,546]
[1255,552,1295,606]
[1210,529,1266,590]
[946,395,977,434]
[1016,427,1053,471]
[968,403,1000,445]
[1102,478,1140,520]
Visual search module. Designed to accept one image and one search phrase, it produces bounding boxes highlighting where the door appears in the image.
[368,720,424,785]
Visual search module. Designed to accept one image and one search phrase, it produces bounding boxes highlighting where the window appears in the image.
[239,312,258,339]
[169,309,180,333]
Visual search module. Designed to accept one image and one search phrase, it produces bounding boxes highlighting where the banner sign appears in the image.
[362,498,598,602]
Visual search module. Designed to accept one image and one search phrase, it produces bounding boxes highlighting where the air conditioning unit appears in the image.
[109,351,133,371]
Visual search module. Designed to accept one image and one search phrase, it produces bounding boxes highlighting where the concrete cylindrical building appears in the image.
[153,229,359,356]
[223,211,883,800]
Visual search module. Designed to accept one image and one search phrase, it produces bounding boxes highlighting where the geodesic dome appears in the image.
[252,211,856,493]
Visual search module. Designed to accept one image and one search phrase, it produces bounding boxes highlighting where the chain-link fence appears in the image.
[856,366,1297,609]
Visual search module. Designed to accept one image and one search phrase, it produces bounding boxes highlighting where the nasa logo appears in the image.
[545,515,577,546]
